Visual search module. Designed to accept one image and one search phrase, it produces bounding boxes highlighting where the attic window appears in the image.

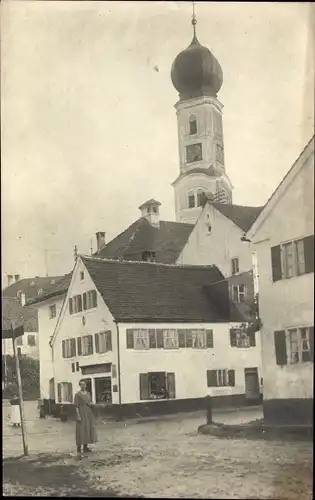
[152,206,157,214]
[142,251,156,262]
[51,279,56,285]
[38,288,43,295]
[80,271,85,281]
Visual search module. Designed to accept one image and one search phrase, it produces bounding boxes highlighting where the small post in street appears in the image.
[205,395,213,425]
[12,323,29,456]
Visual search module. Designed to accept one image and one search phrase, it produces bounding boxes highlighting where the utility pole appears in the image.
[12,324,28,456]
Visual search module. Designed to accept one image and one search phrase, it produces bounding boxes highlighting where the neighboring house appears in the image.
[245,137,314,425]
[2,297,39,359]
[3,275,62,303]
[49,255,262,418]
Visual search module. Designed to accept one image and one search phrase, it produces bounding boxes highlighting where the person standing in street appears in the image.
[10,394,21,427]
[74,379,97,457]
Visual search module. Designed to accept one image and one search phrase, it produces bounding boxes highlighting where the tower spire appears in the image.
[192,1,197,41]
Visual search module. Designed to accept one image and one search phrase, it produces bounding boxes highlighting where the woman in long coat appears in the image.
[74,379,97,455]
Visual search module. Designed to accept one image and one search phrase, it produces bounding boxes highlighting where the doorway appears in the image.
[244,368,260,400]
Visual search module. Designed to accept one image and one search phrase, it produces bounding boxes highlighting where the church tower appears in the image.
[171,12,233,223]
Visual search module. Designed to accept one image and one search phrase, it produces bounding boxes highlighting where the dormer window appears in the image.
[142,251,156,262]
[188,191,195,208]
[189,116,197,135]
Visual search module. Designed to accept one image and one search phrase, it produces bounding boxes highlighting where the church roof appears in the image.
[81,256,235,323]
[95,218,194,264]
[210,202,264,232]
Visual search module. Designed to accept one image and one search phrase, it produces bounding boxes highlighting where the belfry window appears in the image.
[189,116,197,135]
[197,189,205,207]
[188,191,195,208]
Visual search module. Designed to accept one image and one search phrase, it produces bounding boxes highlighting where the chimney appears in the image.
[20,293,26,306]
[96,232,106,252]
[138,199,161,228]
[7,275,13,287]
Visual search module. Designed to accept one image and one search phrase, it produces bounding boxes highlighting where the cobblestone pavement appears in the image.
[3,401,313,498]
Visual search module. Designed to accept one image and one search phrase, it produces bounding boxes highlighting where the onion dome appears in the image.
[171,17,223,101]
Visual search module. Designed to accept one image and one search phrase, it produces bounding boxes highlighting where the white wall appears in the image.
[52,259,118,404]
[37,295,64,399]
[118,322,262,404]
[177,203,253,277]
[252,151,314,401]
[2,332,39,359]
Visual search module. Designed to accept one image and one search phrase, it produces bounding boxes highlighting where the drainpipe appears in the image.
[114,320,122,420]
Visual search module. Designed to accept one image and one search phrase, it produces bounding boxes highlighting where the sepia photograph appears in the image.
[2,1,314,498]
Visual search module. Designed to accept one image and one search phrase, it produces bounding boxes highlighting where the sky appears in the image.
[2,1,314,285]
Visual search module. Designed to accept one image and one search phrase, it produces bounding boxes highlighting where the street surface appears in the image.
[3,401,313,498]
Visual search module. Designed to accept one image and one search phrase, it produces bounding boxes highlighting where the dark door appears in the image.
[244,368,260,399]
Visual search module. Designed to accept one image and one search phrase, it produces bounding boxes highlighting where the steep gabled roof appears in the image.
[3,276,63,302]
[28,273,72,305]
[245,136,314,240]
[209,202,264,232]
[95,218,194,264]
[81,256,231,323]
[2,297,38,333]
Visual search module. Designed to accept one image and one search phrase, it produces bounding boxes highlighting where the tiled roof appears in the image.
[82,256,233,323]
[2,297,38,333]
[3,276,63,302]
[28,273,72,305]
[95,218,194,264]
[210,203,264,232]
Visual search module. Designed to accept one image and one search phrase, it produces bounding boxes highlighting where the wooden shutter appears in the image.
[178,330,186,348]
[77,295,83,312]
[249,331,256,347]
[274,330,287,365]
[156,329,164,348]
[126,329,134,349]
[149,329,157,348]
[62,340,66,358]
[94,333,100,353]
[206,329,214,348]
[228,370,235,387]
[71,338,76,357]
[83,292,87,310]
[271,245,282,282]
[68,383,73,403]
[304,235,314,273]
[230,329,237,347]
[309,326,314,362]
[106,330,112,351]
[69,298,73,315]
[139,373,149,400]
[207,370,217,387]
[167,373,176,399]
[186,329,193,347]
[88,335,93,354]
[92,290,97,308]
[77,337,82,356]
[57,383,62,403]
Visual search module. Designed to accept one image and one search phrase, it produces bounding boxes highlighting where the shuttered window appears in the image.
[83,292,87,311]
[62,340,66,358]
[206,329,214,348]
[274,330,287,366]
[272,236,314,282]
[62,339,76,358]
[149,329,157,348]
[230,329,237,347]
[94,333,100,353]
[304,235,314,273]
[228,370,235,387]
[207,370,217,387]
[156,329,164,348]
[69,298,73,315]
[57,383,62,403]
[178,330,186,348]
[77,337,82,356]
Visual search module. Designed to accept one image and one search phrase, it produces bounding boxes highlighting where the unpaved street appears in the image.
[3,402,313,498]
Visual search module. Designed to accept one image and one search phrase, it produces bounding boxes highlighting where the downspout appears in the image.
[114,320,122,420]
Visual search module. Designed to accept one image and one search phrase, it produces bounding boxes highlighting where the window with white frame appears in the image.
[81,335,93,356]
[163,329,179,349]
[232,284,246,303]
[207,369,235,387]
[134,329,149,350]
[49,304,56,319]
[191,330,206,348]
[86,290,97,309]
[57,382,73,403]
[62,338,76,358]
[282,239,308,278]
[230,328,255,348]
[288,327,311,364]
[98,331,112,353]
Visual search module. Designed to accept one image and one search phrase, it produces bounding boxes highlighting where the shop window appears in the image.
[95,377,112,404]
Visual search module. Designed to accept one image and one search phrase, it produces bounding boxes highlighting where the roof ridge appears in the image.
[80,254,217,270]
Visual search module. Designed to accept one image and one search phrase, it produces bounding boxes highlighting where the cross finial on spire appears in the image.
[192,1,197,40]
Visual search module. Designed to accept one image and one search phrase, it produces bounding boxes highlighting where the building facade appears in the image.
[245,137,314,424]
[49,256,262,418]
